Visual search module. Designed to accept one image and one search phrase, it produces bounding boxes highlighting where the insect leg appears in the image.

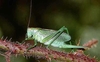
[47,31,63,48]
[43,26,69,48]
[42,26,69,43]
[62,26,69,34]
[21,33,28,43]
[69,41,75,52]
[27,39,37,50]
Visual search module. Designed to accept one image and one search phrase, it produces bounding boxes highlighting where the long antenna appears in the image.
[27,0,32,28]
[23,0,32,41]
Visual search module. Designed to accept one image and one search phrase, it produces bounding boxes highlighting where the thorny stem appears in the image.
[0,39,98,62]
[5,52,11,62]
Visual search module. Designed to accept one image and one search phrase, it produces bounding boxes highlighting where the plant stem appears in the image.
[0,39,98,62]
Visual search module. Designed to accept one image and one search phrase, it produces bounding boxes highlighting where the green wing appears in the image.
[42,33,57,43]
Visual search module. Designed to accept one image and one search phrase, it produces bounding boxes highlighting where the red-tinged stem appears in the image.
[0,39,98,62]
[5,52,11,62]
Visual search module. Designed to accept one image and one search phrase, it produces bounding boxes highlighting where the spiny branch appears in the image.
[0,39,98,62]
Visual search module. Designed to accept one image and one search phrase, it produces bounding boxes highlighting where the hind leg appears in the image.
[42,26,70,48]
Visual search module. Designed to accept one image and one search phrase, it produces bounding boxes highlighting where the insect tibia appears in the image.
[58,43,87,49]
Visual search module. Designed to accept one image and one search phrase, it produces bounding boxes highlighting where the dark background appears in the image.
[0,0,100,62]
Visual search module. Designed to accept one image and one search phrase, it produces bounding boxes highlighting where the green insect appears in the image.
[25,26,87,50]
[25,0,87,50]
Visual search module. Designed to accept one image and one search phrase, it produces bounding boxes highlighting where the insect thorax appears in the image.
[26,28,41,40]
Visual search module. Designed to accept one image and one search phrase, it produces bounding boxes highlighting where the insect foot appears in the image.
[27,45,37,51]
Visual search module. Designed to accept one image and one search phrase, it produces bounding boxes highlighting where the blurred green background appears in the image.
[0,0,100,62]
